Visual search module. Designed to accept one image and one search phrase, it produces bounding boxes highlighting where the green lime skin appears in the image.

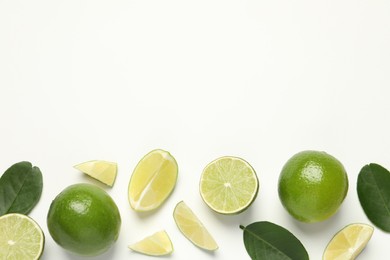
[47,183,121,256]
[278,151,348,223]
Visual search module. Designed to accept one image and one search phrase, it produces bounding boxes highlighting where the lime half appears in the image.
[199,156,259,215]
[173,201,218,251]
[129,230,173,256]
[74,160,117,187]
[323,223,373,260]
[0,213,45,260]
[128,149,178,212]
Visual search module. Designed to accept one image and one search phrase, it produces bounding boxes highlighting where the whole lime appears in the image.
[278,150,348,223]
[47,183,121,256]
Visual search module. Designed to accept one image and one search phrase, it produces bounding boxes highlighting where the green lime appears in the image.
[278,150,348,223]
[199,156,259,215]
[0,213,45,260]
[47,183,121,256]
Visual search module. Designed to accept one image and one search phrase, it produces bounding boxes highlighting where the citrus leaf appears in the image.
[0,161,43,216]
[240,221,309,260]
[357,163,390,232]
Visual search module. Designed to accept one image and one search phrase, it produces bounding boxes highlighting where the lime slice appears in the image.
[199,156,259,214]
[173,201,218,251]
[323,223,374,260]
[128,230,173,256]
[0,213,45,260]
[74,160,117,187]
[128,149,178,212]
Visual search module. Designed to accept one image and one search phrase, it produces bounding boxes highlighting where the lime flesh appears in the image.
[0,213,45,260]
[129,230,173,256]
[199,156,259,214]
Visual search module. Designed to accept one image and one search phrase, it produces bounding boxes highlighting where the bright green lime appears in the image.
[47,183,121,256]
[278,150,348,223]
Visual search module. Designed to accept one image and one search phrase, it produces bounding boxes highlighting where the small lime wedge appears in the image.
[173,201,218,251]
[199,156,259,214]
[128,230,173,256]
[323,223,374,260]
[74,160,117,187]
[0,213,45,260]
[128,149,178,212]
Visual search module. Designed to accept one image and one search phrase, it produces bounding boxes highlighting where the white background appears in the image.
[1,0,390,259]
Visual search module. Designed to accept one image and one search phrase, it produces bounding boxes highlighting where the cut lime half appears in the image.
[0,213,45,260]
[74,160,117,187]
[199,156,259,214]
[128,230,173,256]
[173,201,218,251]
[128,149,178,212]
[323,223,374,260]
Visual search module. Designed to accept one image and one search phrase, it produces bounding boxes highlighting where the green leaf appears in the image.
[357,163,390,232]
[0,161,43,216]
[240,221,309,260]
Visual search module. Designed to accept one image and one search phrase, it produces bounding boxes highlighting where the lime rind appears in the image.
[199,156,259,215]
[0,213,45,260]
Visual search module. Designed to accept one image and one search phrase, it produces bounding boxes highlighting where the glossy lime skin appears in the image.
[278,151,348,223]
[47,183,121,256]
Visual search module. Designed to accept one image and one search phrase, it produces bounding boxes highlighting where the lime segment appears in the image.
[199,156,259,214]
[128,149,178,212]
[0,213,44,260]
[129,230,173,256]
[173,201,218,251]
[323,223,373,260]
[74,160,117,187]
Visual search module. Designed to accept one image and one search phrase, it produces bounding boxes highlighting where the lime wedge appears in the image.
[0,213,45,260]
[74,160,117,187]
[128,149,178,212]
[173,201,218,251]
[323,223,374,260]
[128,230,173,256]
[199,156,259,214]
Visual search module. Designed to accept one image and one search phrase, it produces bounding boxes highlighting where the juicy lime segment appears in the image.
[278,150,348,223]
[129,230,173,256]
[323,223,374,260]
[173,201,218,251]
[74,160,117,186]
[47,183,121,256]
[199,156,259,214]
[128,149,178,212]
[0,213,44,260]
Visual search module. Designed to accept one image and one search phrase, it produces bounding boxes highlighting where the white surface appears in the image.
[1,0,390,259]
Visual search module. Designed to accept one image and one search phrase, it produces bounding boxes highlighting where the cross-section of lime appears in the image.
[0,213,45,260]
[199,156,259,214]
[323,223,374,260]
[173,201,218,251]
[74,160,117,187]
[128,230,173,256]
[128,149,178,212]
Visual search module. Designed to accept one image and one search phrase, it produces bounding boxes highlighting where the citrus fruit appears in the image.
[0,213,44,260]
[173,201,218,251]
[128,149,178,212]
[74,160,117,187]
[47,183,121,256]
[128,230,173,256]
[323,223,374,260]
[278,150,348,223]
[199,156,259,214]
